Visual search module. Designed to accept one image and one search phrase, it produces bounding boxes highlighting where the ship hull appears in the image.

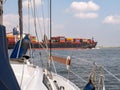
[7,35,97,49]
[8,42,97,49]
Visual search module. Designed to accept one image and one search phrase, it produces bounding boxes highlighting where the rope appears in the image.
[70,70,87,83]
[53,52,120,85]
[41,0,46,36]
[27,0,30,34]
[28,0,50,52]
[72,55,120,83]
[29,0,56,78]
[28,37,33,63]
[32,0,48,50]
[51,56,57,74]
[39,52,44,69]
[103,67,120,82]
[32,0,38,44]
[20,60,25,87]
[47,0,50,39]
[27,0,51,53]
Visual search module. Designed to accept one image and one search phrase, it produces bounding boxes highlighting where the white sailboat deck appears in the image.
[11,61,80,90]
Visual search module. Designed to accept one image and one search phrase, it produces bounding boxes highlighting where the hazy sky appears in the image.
[3,0,120,47]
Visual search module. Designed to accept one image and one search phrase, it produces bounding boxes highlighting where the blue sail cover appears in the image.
[10,34,30,58]
[83,80,95,90]
[0,25,20,89]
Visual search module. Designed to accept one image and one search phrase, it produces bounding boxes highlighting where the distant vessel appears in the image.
[6,34,97,49]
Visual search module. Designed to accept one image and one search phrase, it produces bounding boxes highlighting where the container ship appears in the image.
[6,34,97,49]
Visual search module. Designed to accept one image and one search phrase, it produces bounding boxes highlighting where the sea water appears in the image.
[8,47,120,90]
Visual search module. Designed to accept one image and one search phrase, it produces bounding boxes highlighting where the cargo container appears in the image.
[7,35,97,49]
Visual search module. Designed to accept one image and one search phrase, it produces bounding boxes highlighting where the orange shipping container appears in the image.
[66,38,74,42]
[82,39,88,42]
[30,36,37,43]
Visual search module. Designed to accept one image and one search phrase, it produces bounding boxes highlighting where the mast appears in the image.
[0,0,3,25]
[48,0,52,74]
[18,0,23,38]
[50,0,52,57]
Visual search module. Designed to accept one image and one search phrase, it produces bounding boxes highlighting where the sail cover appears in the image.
[10,34,30,58]
[0,25,20,89]
[83,79,95,90]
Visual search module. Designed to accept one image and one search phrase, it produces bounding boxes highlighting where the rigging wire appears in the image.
[40,0,49,49]
[18,0,25,87]
[27,0,49,52]
[30,0,48,51]
[103,67,120,82]
[41,0,46,36]
[28,0,30,34]
[32,0,37,43]
[28,1,51,74]
[53,52,120,85]
[47,0,50,39]
[32,0,45,49]
[94,62,120,83]
[20,62,25,87]
[73,55,120,83]
[49,0,52,56]
[51,56,57,74]
[27,0,33,60]
[30,0,57,75]
[70,70,87,83]
[32,0,43,41]
[28,0,57,77]
[49,0,52,62]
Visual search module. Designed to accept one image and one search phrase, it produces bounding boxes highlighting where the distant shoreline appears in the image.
[96,46,120,48]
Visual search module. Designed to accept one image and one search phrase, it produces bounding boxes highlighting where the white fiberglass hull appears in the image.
[11,62,80,90]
